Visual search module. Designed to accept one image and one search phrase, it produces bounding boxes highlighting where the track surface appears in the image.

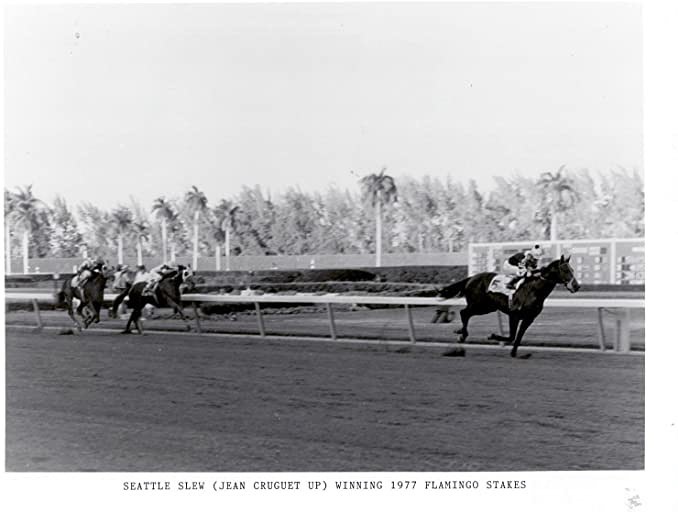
[6,327,643,472]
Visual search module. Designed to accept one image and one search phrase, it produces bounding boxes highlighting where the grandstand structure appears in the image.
[468,238,645,285]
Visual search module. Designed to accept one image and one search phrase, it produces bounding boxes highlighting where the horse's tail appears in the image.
[438,277,470,299]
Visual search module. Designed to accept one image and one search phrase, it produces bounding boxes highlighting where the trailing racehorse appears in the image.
[438,255,580,357]
[122,265,195,334]
[56,264,114,331]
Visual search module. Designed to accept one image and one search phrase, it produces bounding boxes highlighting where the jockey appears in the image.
[73,256,105,293]
[112,264,131,291]
[142,262,179,297]
[132,264,150,285]
[504,244,545,289]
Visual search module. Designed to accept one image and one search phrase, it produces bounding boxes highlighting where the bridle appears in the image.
[539,261,575,286]
[537,262,565,284]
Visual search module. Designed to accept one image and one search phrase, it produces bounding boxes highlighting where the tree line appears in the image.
[4,166,644,271]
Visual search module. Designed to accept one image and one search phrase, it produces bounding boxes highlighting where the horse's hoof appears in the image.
[120,330,131,335]
[488,334,497,340]
[457,334,467,343]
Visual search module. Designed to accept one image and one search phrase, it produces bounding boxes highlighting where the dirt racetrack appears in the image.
[6,325,643,472]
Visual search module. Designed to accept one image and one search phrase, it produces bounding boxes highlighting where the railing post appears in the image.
[596,307,606,351]
[496,311,505,337]
[32,299,43,331]
[405,304,416,343]
[192,302,202,333]
[327,303,337,340]
[618,308,631,353]
[254,302,266,337]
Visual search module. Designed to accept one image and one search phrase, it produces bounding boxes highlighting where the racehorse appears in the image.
[56,264,114,330]
[122,265,195,334]
[438,255,580,357]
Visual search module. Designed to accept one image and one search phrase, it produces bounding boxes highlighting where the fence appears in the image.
[468,238,645,285]
[5,291,644,353]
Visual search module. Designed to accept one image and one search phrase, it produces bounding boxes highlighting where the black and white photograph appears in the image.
[2,0,671,509]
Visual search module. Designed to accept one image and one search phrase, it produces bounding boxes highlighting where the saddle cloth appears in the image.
[488,274,524,296]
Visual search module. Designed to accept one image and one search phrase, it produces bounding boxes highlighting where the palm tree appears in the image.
[5,189,16,273]
[536,165,580,241]
[166,209,183,263]
[208,214,226,270]
[151,197,175,263]
[213,199,239,271]
[11,186,44,274]
[359,167,398,267]
[132,219,151,266]
[185,186,208,270]
[111,206,133,264]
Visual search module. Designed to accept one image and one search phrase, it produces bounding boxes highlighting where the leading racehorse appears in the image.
[438,255,580,357]
[122,265,195,334]
[56,263,114,330]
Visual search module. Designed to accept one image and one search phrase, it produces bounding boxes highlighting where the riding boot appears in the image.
[142,283,154,297]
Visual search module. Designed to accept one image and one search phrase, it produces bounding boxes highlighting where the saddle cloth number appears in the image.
[488,274,524,296]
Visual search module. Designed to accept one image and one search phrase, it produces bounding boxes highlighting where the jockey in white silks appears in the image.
[132,265,150,285]
[142,262,178,297]
[112,264,132,292]
[73,257,105,294]
[503,244,544,289]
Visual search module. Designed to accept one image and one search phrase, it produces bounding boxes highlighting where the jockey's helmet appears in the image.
[528,245,544,259]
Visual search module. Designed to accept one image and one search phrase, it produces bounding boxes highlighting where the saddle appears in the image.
[488,274,525,297]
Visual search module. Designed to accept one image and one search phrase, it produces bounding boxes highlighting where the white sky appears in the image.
[4,3,642,209]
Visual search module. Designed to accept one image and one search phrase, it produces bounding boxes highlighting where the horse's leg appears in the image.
[83,303,98,328]
[111,291,127,319]
[76,299,94,328]
[79,303,93,329]
[67,301,83,331]
[489,314,519,343]
[91,300,102,324]
[165,297,192,331]
[133,309,145,335]
[511,316,536,358]
[455,307,473,342]
[122,309,136,334]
